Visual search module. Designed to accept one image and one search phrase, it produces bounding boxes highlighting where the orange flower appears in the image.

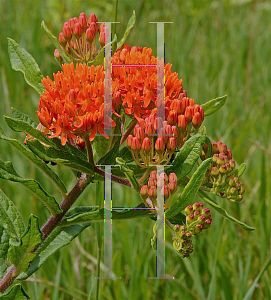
[112,45,184,119]
[37,62,116,146]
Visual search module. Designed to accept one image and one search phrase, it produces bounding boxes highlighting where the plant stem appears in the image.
[120,118,137,146]
[85,136,95,165]
[138,167,153,185]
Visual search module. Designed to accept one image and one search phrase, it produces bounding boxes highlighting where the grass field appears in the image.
[0,0,271,299]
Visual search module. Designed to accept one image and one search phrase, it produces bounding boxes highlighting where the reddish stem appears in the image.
[120,118,137,146]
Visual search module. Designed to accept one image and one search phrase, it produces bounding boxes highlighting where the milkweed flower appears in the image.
[37,62,117,146]
[111,45,184,120]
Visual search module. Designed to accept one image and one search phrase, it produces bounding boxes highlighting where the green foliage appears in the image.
[0,284,29,299]
[0,159,62,216]
[0,190,25,245]
[117,10,136,50]
[7,38,44,95]
[166,158,212,218]
[201,95,227,117]
[116,157,139,190]
[0,227,10,278]
[8,215,42,274]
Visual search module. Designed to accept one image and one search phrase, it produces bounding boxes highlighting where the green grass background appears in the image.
[0,0,271,299]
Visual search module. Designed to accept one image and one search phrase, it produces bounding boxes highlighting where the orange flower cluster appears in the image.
[37,63,116,146]
[112,45,184,119]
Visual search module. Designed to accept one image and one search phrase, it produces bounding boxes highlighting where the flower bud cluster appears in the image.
[166,96,204,147]
[127,116,178,167]
[55,12,107,64]
[205,141,245,202]
[140,171,178,210]
[173,202,212,258]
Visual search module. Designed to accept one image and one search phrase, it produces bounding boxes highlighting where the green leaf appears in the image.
[8,215,42,274]
[0,190,25,245]
[41,21,71,63]
[237,163,246,177]
[26,139,95,176]
[0,161,62,216]
[204,136,213,159]
[0,125,67,194]
[0,227,10,278]
[17,223,90,280]
[167,127,207,182]
[11,108,38,128]
[116,157,139,190]
[198,190,255,231]
[201,95,227,117]
[7,38,44,95]
[98,136,121,165]
[61,204,153,226]
[88,34,117,67]
[118,147,133,162]
[166,158,212,218]
[117,11,136,50]
[0,284,29,299]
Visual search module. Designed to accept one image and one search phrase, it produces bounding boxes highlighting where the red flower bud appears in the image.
[184,205,194,216]
[150,170,157,179]
[88,13,98,25]
[198,215,206,224]
[177,115,187,131]
[127,135,133,149]
[135,126,145,142]
[73,23,83,39]
[63,23,72,41]
[155,117,164,131]
[99,24,108,47]
[193,202,203,212]
[169,173,178,183]
[86,25,96,43]
[186,214,195,225]
[145,122,155,136]
[203,219,212,229]
[184,106,194,123]
[227,149,233,160]
[58,32,67,46]
[68,17,78,31]
[219,164,228,174]
[167,110,177,125]
[142,137,152,154]
[168,180,178,194]
[155,137,165,154]
[158,127,168,143]
[140,185,149,200]
[171,126,178,138]
[131,137,141,153]
[189,98,195,106]
[148,186,157,200]
[218,143,227,153]
[161,185,170,200]
[54,49,62,64]
[76,137,86,149]
[79,12,88,31]
[212,142,219,154]
[148,178,157,187]
[211,166,219,176]
[167,137,176,153]
[202,207,211,217]
[192,112,203,129]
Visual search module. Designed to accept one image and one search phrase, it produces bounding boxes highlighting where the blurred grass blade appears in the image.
[0,162,62,216]
[0,283,29,299]
[201,95,227,117]
[166,158,212,218]
[0,125,67,194]
[242,255,271,300]
[41,21,71,63]
[0,189,25,245]
[117,10,136,50]
[7,38,44,95]
[198,190,255,231]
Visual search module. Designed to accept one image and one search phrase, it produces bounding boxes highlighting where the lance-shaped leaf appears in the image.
[12,108,38,128]
[41,21,71,64]
[0,283,29,299]
[0,163,61,216]
[26,139,95,176]
[7,38,44,95]
[88,34,117,67]
[198,190,255,231]
[116,157,139,190]
[0,227,10,278]
[237,163,246,177]
[60,205,154,226]
[166,158,212,218]
[118,146,133,163]
[117,11,136,50]
[201,95,227,117]
[167,127,207,182]
[17,222,90,280]
[0,190,25,245]
[8,215,42,274]
[98,136,121,165]
[0,125,67,194]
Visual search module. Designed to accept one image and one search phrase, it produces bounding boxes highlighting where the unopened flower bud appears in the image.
[145,122,155,136]
[212,142,219,154]
[140,185,149,200]
[218,143,227,153]
[135,127,145,142]
[184,106,194,123]
[229,159,236,169]
[161,185,170,200]
[79,12,88,31]
[198,215,206,224]
[186,214,195,225]
[177,115,187,131]
[184,205,194,215]
[235,195,243,202]
[86,26,96,43]
[212,153,219,163]
[148,186,157,200]
[73,23,83,39]
[131,137,141,153]
[150,170,157,179]
[202,207,211,217]
[54,49,63,64]
[193,202,203,212]
[167,110,177,125]
[167,137,176,153]
[155,137,165,155]
[239,187,245,195]
[68,17,78,31]
[194,224,204,234]
[203,219,212,229]
[58,32,67,46]
[172,126,178,138]
[227,149,233,159]
[127,135,133,149]
[63,23,72,41]
[192,112,203,129]
[219,164,228,174]
[142,137,152,154]
[211,166,219,176]
[229,187,238,195]
[88,13,98,25]
[148,178,157,187]
[169,173,178,183]
[168,180,178,194]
